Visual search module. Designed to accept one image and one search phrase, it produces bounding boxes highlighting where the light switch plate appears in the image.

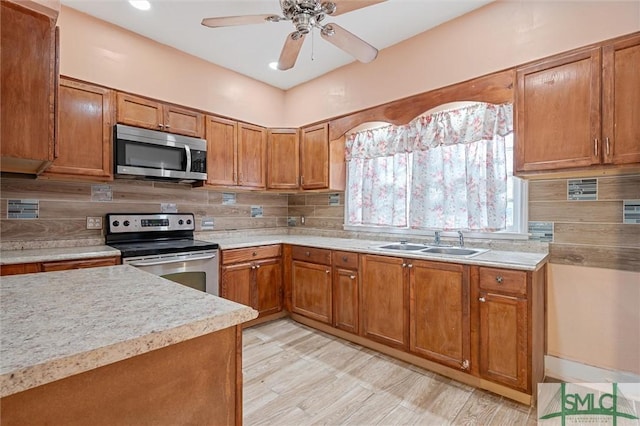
[86,216,103,230]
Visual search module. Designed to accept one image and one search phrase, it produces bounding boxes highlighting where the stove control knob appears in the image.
[178,219,184,225]
[186,219,192,225]
[123,220,130,227]
[112,220,120,227]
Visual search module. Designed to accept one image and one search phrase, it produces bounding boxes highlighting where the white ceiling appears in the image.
[60,0,494,90]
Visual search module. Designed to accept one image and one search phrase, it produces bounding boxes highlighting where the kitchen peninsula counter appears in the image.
[0,245,121,265]
[0,265,257,425]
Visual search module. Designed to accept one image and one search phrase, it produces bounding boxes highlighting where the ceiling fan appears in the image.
[201,0,385,70]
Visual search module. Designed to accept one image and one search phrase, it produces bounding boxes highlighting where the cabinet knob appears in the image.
[251,266,256,270]
[305,251,310,257]
[402,263,407,268]
[252,252,257,256]
[256,264,261,269]
[165,124,170,129]
[461,360,469,370]
[342,256,348,262]
[349,275,355,280]
[158,124,164,128]
[407,264,413,268]
[479,297,486,302]
[495,276,503,284]
[326,270,330,274]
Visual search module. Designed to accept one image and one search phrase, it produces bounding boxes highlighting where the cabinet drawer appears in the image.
[479,267,527,296]
[292,246,331,265]
[222,244,281,265]
[332,251,358,269]
[41,257,119,272]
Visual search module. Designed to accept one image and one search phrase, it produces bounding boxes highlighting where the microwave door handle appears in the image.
[185,144,192,172]
[128,254,217,267]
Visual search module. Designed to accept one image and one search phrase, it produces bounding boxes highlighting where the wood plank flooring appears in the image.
[243,319,538,425]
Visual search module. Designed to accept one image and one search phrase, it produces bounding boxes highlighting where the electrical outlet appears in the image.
[86,216,103,230]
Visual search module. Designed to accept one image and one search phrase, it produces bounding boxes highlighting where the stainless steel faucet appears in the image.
[434,231,441,246]
[457,231,464,247]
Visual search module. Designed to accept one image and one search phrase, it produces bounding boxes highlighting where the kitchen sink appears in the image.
[421,247,485,256]
[378,243,426,251]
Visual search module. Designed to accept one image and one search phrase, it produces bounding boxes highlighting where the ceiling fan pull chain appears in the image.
[311,27,315,61]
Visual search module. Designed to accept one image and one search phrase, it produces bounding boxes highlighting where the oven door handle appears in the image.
[128,254,216,267]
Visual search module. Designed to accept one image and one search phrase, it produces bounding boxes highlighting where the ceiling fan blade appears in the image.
[201,14,278,28]
[327,0,386,16]
[321,23,378,63]
[278,32,306,70]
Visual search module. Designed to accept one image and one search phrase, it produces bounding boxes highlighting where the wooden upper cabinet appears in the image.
[116,93,204,138]
[602,34,640,165]
[205,115,238,186]
[1,0,57,174]
[267,128,300,190]
[238,123,267,189]
[42,78,114,180]
[516,47,601,172]
[515,32,640,174]
[300,123,329,189]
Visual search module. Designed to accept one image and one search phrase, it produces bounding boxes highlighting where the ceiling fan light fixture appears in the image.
[320,2,337,15]
[128,0,151,11]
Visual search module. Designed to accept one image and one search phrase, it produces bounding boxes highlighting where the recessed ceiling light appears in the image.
[268,62,279,70]
[129,0,151,11]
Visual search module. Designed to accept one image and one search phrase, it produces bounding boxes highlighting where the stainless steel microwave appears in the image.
[114,124,207,182]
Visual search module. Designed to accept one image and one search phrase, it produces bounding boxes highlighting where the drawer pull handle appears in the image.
[495,276,503,284]
[594,138,599,156]
[479,297,486,302]
[349,275,355,280]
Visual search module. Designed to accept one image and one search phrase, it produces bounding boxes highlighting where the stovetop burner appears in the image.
[105,213,218,258]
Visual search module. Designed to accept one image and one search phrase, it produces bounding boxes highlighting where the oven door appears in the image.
[123,250,219,296]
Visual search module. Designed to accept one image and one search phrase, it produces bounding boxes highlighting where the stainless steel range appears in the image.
[105,213,219,296]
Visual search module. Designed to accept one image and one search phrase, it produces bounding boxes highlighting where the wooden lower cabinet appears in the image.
[409,260,470,371]
[291,260,332,324]
[0,326,242,426]
[478,291,528,391]
[288,249,546,404]
[0,256,119,276]
[220,245,283,319]
[360,254,409,349]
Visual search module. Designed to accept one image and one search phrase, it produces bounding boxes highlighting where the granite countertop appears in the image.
[0,265,257,398]
[205,235,549,271]
[0,245,121,265]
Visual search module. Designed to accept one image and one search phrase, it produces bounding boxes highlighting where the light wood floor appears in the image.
[242,319,538,425]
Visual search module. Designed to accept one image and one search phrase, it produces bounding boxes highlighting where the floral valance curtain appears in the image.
[345,102,513,231]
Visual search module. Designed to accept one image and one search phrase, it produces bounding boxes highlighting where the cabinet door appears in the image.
[602,34,640,165]
[220,262,253,308]
[478,292,528,392]
[1,1,56,172]
[116,93,163,131]
[299,123,329,189]
[291,260,332,324]
[410,261,470,370]
[332,267,358,334]
[205,115,238,186]
[360,255,408,349]
[44,79,114,179]
[254,258,283,316]
[267,128,299,189]
[163,105,204,138]
[238,123,267,189]
[516,47,601,172]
